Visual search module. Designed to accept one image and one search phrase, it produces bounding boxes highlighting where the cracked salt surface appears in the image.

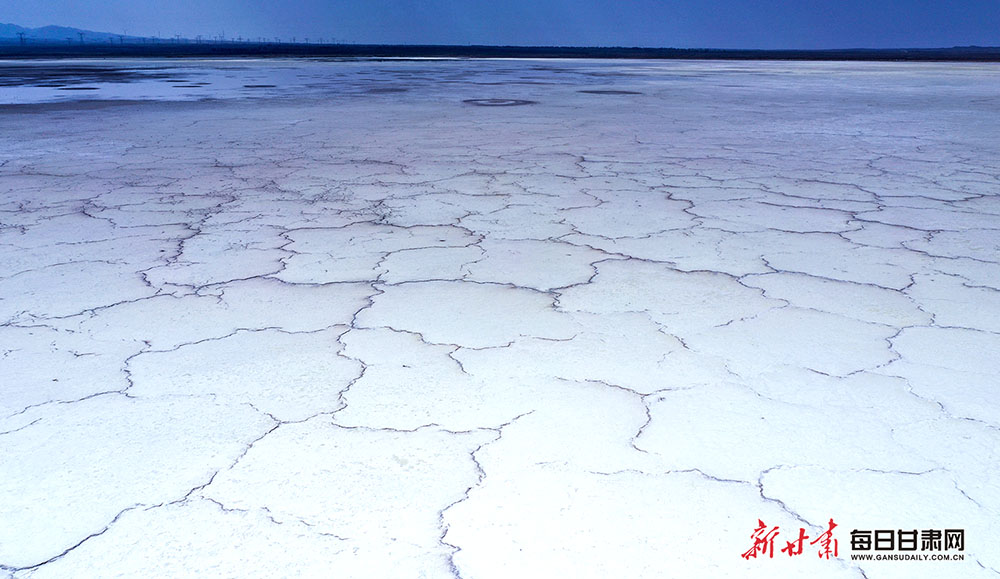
[1,58,999,577]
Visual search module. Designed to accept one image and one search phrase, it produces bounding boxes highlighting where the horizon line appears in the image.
[2,23,999,54]
[2,41,1000,60]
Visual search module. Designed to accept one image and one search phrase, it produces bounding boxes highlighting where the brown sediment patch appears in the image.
[0,99,150,113]
[578,90,643,95]
[0,65,175,87]
[463,98,537,106]
[0,98,225,114]
[474,81,555,86]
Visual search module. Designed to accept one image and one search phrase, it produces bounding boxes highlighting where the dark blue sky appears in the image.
[2,0,998,48]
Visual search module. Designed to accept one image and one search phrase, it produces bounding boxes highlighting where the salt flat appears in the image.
[1,58,999,578]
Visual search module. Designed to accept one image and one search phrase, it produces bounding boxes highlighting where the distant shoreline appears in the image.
[1,42,999,61]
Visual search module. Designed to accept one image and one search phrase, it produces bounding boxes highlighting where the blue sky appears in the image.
[2,0,998,48]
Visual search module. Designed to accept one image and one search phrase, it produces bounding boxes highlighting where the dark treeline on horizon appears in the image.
[1,41,999,62]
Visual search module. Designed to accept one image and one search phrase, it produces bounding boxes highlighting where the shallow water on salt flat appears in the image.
[1,58,999,578]
[1,57,998,107]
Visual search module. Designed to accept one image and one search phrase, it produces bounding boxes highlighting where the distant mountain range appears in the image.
[0,23,153,43]
[0,23,296,45]
[2,22,999,61]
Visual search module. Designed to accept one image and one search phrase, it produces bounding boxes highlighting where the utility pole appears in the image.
[78,32,85,44]
[16,32,25,45]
